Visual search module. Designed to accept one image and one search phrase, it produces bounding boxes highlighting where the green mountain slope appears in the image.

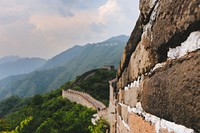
[0,35,128,100]
[41,35,128,70]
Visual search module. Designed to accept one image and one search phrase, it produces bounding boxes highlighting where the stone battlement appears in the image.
[62,89,106,110]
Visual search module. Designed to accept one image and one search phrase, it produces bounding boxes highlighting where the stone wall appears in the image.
[62,89,96,110]
[62,89,109,123]
[108,78,117,133]
[62,89,106,110]
[111,0,200,132]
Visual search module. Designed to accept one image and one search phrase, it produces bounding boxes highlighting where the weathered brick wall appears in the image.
[111,0,200,132]
[108,78,117,133]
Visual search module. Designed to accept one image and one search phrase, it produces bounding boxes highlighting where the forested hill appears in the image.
[0,87,96,133]
[0,35,128,100]
[40,35,129,70]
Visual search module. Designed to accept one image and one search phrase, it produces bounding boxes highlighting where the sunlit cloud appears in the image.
[0,0,139,59]
[98,0,120,24]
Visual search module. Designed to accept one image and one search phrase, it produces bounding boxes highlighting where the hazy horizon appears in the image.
[0,0,139,59]
[0,34,129,60]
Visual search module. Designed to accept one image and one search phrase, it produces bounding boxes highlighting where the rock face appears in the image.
[110,0,200,132]
[142,51,200,128]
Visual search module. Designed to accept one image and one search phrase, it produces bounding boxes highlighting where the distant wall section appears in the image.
[62,89,106,110]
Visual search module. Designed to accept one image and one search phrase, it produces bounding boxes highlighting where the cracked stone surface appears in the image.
[141,50,200,132]
[117,0,200,85]
[116,0,200,132]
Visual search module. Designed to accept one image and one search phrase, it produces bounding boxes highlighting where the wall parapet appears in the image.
[62,89,106,110]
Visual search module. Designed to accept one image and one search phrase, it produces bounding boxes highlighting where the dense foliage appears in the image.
[0,68,115,133]
[89,118,110,133]
[2,116,33,133]
[71,69,116,106]
[0,87,96,133]
[0,96,30,117]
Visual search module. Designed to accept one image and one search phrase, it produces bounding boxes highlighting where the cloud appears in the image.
[0,0,139,59]
[58,7,74,18]
[90,0,140,37]
[0,5,29,25]
[89,23,106,33]
[59,0,107,9]
[98,0,120,24]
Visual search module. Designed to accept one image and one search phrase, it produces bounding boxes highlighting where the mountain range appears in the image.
[0,35,128,100]
[0,56,46,80]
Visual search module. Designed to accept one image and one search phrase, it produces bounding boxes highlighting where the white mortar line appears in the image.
[116,113,131,131]
[119,102,195,133]
[117,123,120,128]
[168,31,200,59]
[124,76,143,91]
[149,31,200,73]
[122,120,131,131]
[141,0,159,41]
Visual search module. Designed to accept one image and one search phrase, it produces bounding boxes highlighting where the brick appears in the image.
[129,112,156,133]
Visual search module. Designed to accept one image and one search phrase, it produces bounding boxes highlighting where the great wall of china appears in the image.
[111,0,200,132]
[62,68,111,119]
[62,89,106,110]
[62,0,200,132]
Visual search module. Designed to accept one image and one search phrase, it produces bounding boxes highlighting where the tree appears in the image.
[0,116,33,133]
[0,119,10,131]
[31,94,43,106]
[89,118,109,133]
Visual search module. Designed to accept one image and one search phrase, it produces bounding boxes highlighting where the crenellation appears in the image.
[62,89,106,110]
[62,90,96,110]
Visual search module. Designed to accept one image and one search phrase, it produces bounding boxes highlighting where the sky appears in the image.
[0,0,140,59]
